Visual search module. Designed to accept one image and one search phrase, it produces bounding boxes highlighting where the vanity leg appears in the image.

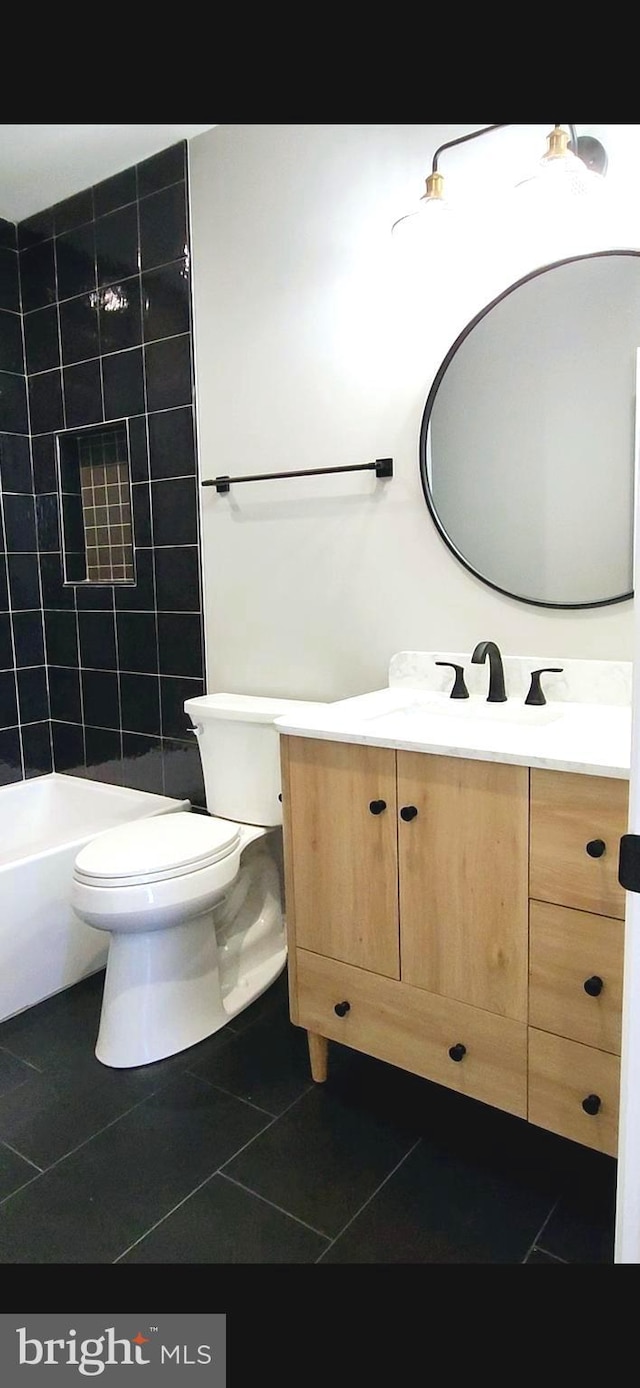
[307,1031,329,1082]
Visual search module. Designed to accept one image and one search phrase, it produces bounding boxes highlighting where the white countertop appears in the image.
[275,652,633,780]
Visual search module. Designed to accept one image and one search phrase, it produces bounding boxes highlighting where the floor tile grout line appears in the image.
[0,1043,47,1076]
[216,1170,333,1242]
[0,1135,46,1210]
[521,1197,562,1264]
[525,1247,568,1263]
[110,1083,328,1260]
[111,1109,286,1262]
[183,1069,317,1119]
[0,1068,254,1187]
[0,1043,313,1211]
[112,1166,332,1262]
[313,1137,424,1261]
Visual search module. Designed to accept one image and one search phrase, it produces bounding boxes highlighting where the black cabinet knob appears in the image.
[369,799,387,815]
[582,1093,602,1116]
[586,839,606,858]
[400,805,418,821]
[584,975,604,997]
[448,1043,467,1062]
[334,1000,350,1017]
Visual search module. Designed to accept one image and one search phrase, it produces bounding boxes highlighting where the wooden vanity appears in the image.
[280,735,628,1157]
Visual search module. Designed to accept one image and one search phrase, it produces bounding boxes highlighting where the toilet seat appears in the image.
[73,813,241,889]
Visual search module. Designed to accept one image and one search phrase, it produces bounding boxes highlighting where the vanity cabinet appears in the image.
[281,736,529,1120]
[280,737,629,1157]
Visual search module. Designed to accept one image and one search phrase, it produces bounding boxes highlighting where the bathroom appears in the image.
[0,123,639,1268]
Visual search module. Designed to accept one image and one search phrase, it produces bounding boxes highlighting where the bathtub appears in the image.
[0,772,190,1023]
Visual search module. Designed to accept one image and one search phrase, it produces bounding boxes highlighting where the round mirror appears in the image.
[419,250,640,608]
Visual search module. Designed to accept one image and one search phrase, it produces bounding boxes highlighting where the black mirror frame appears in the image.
[418,249,637,611]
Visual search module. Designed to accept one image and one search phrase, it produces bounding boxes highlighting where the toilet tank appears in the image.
[184,693,325,827]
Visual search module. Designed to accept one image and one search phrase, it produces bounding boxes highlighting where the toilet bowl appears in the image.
[70,692,323,1068]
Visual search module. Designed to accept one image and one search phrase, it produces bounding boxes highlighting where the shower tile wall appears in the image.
[0,144,206,805]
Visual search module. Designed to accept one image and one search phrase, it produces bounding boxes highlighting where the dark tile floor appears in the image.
[0,966,618,1264]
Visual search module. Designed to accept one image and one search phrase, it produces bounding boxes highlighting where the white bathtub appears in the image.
[0,772,190,1023]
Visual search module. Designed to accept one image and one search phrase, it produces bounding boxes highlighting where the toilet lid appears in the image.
[74,812,241,887]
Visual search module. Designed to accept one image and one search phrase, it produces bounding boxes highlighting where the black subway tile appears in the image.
[144,335,192,413]
[20,240,56,313]
[81,668,120,730]
[122,732,164,795]
[0,248,20,313]
[78,610,117,671]
[148,406,195,480]
[59,293,100,366]
[102,347,144,420]
[49,665,82,722]
[17,665,49,723]
[120,671,161,736]
[44,609,79,666]
[95,204,140,287]
[3,494,37,551]
[151,477,198,547]
[29,369,64,434]
[84,725,123,784]
[157,612,203,678]
[56,223,97,302]
[0,433,32,492]
[162,736,205,806]
[154,546,200,611]
[0,670,18,728]
[94,167,137,219]
[160,674,204,739]
[0,309,24,373]
[0,727,22,784]
[115,610,158,674]
[24,305,60,374]
[23,720,53,778]
[51,720,85,775]
[0,373,28,433]
[140,183,188,273]
[137,144,186,198]
[12,612,45,667]
[62,359,103,428]
[8,553,41,609]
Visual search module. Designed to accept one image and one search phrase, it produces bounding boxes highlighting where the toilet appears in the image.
[70,693,321,1068]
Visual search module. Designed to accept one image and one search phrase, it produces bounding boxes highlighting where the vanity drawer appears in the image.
[295,948,527,1118]
[528,1027,619,1156]
[529,769,628,919]
[529,900,624,1054]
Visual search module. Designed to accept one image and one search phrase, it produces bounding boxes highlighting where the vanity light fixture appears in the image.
[392,123,608,234]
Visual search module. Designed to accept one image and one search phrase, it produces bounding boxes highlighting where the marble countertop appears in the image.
[275,652,633,780]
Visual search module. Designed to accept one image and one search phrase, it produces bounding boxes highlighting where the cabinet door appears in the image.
[398,752,529,1020]
[280,736,400,978]
[530,769,628,918]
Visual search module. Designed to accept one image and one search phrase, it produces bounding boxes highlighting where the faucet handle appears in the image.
[525,668,563,706]
[435,662,469,700]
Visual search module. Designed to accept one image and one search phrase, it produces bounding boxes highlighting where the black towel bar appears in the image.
[202,458,393,493]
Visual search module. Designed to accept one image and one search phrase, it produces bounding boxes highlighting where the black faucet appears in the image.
[471,641,507,703]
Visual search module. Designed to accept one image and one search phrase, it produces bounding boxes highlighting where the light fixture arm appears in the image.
[424,124,597,201]
[431,123,511,174]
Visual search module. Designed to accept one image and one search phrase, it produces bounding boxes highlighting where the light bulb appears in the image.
[516,127,606,200]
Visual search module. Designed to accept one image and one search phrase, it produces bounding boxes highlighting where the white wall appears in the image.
[188,123,640,701]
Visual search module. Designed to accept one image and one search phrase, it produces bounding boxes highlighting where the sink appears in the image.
[364,693,563,728]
